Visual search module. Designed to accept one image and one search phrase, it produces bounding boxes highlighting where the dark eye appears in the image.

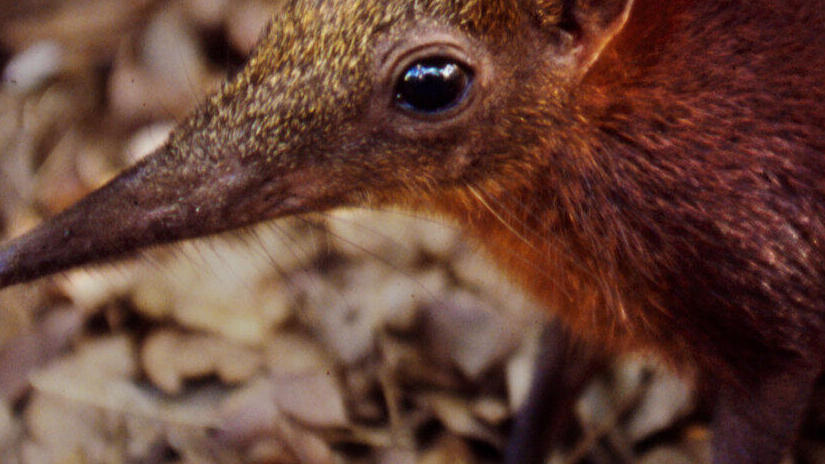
[394,57,473,114]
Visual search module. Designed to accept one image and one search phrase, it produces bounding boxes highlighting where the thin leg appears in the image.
[504,319,603,464]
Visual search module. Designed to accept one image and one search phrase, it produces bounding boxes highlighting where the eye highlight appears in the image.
[394,57,473,114]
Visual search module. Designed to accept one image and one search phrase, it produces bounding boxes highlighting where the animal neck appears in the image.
[426,147,649,351]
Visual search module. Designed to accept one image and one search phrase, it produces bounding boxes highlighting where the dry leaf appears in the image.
[142,329,263,394]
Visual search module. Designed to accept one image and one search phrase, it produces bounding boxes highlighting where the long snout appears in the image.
[0,137,290,288]
[0,147,197,287]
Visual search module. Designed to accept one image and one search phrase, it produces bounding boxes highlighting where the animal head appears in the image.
[0,0,634,287]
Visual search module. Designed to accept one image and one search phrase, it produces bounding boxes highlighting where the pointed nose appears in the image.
[0,144,211,288]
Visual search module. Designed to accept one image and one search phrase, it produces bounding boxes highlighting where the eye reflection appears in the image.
[394,57,472,113]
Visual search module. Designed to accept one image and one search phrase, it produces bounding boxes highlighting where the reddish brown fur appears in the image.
[409,0,825,385]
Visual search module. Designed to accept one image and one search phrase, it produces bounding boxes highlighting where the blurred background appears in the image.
[1,1,820,463]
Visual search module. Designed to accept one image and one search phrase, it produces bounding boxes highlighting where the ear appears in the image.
[532,0,635,76]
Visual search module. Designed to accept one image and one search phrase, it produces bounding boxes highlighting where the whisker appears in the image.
[468,183,627,321]
[302,212,441,303]
[467,184,540,252]
[265,215,388,322]
[359,206,465,233]
[465,185,580,302]
[243,224,312,310]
